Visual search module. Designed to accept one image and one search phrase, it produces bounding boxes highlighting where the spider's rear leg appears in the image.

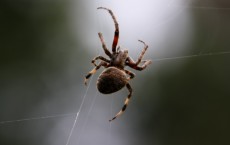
[98,7,119,53]
[109,83,132,122]
[84,61,109,85]
[92,56,110,66]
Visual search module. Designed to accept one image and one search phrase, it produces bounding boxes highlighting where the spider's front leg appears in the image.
[84,61,109,85]
[127,58,151,71]
[126,40,152,71]
[98,33,112,58]
[98,7,119,53]
[136,40,149,65]
[91,56,110,66]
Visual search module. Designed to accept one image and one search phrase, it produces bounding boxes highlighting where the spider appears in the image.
[84,7,151,121]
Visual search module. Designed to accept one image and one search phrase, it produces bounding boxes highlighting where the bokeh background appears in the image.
[1,0,230,145]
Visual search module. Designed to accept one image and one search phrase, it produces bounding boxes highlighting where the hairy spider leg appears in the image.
[84,61,109,85]
[92,56,110,66]
[126,40,152,71]
[127,57,152,71]
[124,69,135,80]
[97,7,119,54]
[136,40,149,65]
[134,60,152,71]
[109,83,132,122]
[98,32,112,58]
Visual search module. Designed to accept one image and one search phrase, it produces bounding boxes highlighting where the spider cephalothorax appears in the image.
[84,7,151,121]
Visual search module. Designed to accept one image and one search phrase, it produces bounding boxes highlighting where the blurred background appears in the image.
[0,0,230,145]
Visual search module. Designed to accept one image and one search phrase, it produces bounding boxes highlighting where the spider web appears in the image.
[64,77,94,145]
[1,1,230,145]
[1,52,230,124]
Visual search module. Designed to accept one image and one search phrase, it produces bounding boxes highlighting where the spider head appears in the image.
[112,46,128,68]
[117,46,128,62]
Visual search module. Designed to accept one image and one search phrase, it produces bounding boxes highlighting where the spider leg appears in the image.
[126,40,151,71]
[127,57,151,71]
[133,60,152,71]
[91,56,110,66]
[136,40,149,65]
[98,32,112,58]
[98,7,119,53]
[84,61,109,86]
[109,83,132,122]
[124,69,135,80]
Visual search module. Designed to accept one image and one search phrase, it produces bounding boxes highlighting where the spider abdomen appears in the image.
[97,67,128,94]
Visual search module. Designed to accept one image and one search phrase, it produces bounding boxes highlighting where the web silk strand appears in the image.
[75,91,99,145]
[65,77,94,145]
[0,113,77,125]
[0,50,230,126]
[153,51,230,62]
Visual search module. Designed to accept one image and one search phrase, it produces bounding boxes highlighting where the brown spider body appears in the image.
[97,67,128,94]
[110,48,128,69]
[84,7,151,121]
